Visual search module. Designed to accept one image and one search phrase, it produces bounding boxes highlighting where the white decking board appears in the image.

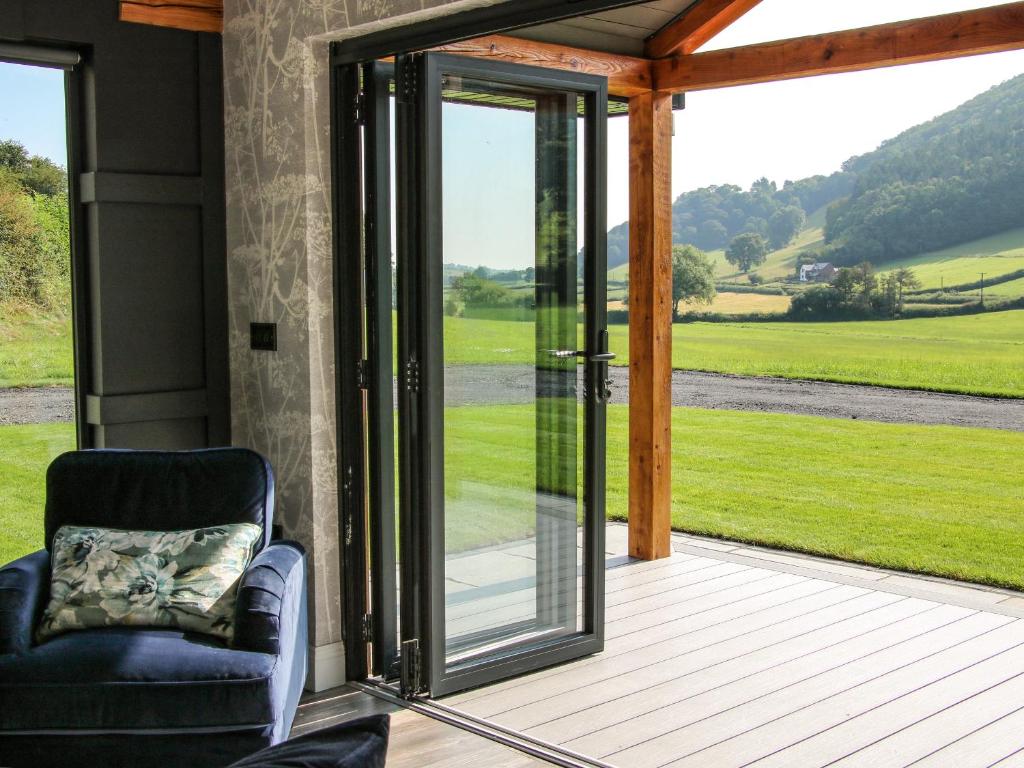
[296,524,1024,767]
[442,525,1024,768]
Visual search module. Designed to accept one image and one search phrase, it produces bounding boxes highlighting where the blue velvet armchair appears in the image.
[0,448,309,768]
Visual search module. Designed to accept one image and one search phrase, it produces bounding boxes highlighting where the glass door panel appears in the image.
[396,53,609,697]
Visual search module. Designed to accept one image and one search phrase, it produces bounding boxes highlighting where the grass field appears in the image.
[0,303,74,388]
[683,291,791,315]
[879,228,1024,292]
[5,408,1020,591]
[0,422,75,564]
[607,291,792,315]
[444,404,1024,589]
[982,275,1024,298]
[608,407,1024,591]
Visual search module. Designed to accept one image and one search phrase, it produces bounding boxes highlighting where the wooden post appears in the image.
[628,91,673,561]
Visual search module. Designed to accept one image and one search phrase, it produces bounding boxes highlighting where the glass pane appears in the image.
[440,75,586,664]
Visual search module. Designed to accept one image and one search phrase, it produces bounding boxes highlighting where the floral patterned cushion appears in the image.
[36,523,263,643]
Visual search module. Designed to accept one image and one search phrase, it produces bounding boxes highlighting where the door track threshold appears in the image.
[351,681,617,768]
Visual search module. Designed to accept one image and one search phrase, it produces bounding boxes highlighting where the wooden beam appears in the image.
[119,1,223,34]
[432,35,653,97]
[627,91,673,561]
[655,2,1024,92]
[646,0,763,59]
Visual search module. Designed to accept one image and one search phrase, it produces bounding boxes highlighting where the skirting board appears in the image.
[306,641,347,693]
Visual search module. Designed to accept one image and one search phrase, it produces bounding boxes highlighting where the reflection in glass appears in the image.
[440,78,586,663]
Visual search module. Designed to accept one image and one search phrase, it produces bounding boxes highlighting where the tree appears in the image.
[21,156,67,197]
[725,232,768,273]
[671,244,716,321]
[832,267,857,303]
[0,168,41,304]
[450,273,511,308]
[767,205,806,250]
[892,267,921,314]
[850,261,877,307]
[0,139,30,175]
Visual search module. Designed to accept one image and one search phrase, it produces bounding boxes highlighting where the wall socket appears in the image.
[250,322,277,351]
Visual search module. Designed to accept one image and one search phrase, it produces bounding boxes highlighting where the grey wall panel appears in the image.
[99,417,209,450]
[93,203,206,394]
[0,0,230,448]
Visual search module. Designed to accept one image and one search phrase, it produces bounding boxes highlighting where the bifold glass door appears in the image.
[342,53,610,698]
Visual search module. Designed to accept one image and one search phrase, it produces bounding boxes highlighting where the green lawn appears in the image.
[0,422,75,564]
[442,403,1024,590]
[610,407,1024,591]
[0,303,74,388]
[4,408,1023,592]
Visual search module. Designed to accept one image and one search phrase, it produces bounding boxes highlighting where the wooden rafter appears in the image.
[432,35,653,97]
[654,2,1024,92]
[119,0,223,34]
[646,0,763,59]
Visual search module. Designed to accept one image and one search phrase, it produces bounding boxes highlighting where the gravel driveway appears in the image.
[413,366,1024,432]
[4,370,1022,431]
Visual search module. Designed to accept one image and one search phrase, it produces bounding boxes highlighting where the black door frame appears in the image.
[0,44,90,449]
[332,0,630,692]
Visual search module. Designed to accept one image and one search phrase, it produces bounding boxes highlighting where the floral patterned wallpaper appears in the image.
[222,0,503,656]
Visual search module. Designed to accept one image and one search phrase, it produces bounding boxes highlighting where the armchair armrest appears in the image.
[233,541,306,655]
[0,550,50,655]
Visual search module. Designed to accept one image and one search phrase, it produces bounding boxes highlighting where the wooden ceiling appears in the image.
[118,0,1024,99]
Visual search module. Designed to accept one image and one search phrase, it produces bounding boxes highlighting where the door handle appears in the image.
[588,352,616,362]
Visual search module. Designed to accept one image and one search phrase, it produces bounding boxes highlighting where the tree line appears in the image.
[789,263,921,320]
[606,72,1024,277]
[0,139,70,311]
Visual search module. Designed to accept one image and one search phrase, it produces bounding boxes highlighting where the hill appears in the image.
[606,73,1024,275]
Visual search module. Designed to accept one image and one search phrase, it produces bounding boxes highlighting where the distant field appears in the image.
[683,291,791,315]
[0,303,74,388]
[0,422,75,564]
[981,275,1024,298]
[444,310,1024,397]
[879,228,1024,291]
[607,291,792,316]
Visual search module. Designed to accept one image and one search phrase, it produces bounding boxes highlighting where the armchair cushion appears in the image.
[227,716,390,768]
[45,448,275,553]
[0,626,279,731]
[36,523,262,643]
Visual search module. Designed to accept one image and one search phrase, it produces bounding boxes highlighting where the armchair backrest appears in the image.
[44,448,275,553]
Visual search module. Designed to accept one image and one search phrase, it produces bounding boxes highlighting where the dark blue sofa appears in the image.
[0,449,309,768]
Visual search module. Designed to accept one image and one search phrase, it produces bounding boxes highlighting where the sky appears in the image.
[447,0,1024,268]
[601,0,1024,228]
[4,3,1024,270]
[0,62,67,166]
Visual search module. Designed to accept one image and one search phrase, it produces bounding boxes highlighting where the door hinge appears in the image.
[361,613,373,642]
[354,90,367,126]
[404,358,420,394]
[400,638,421,699]
[356,358,369,390]
[396,55,418,105]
